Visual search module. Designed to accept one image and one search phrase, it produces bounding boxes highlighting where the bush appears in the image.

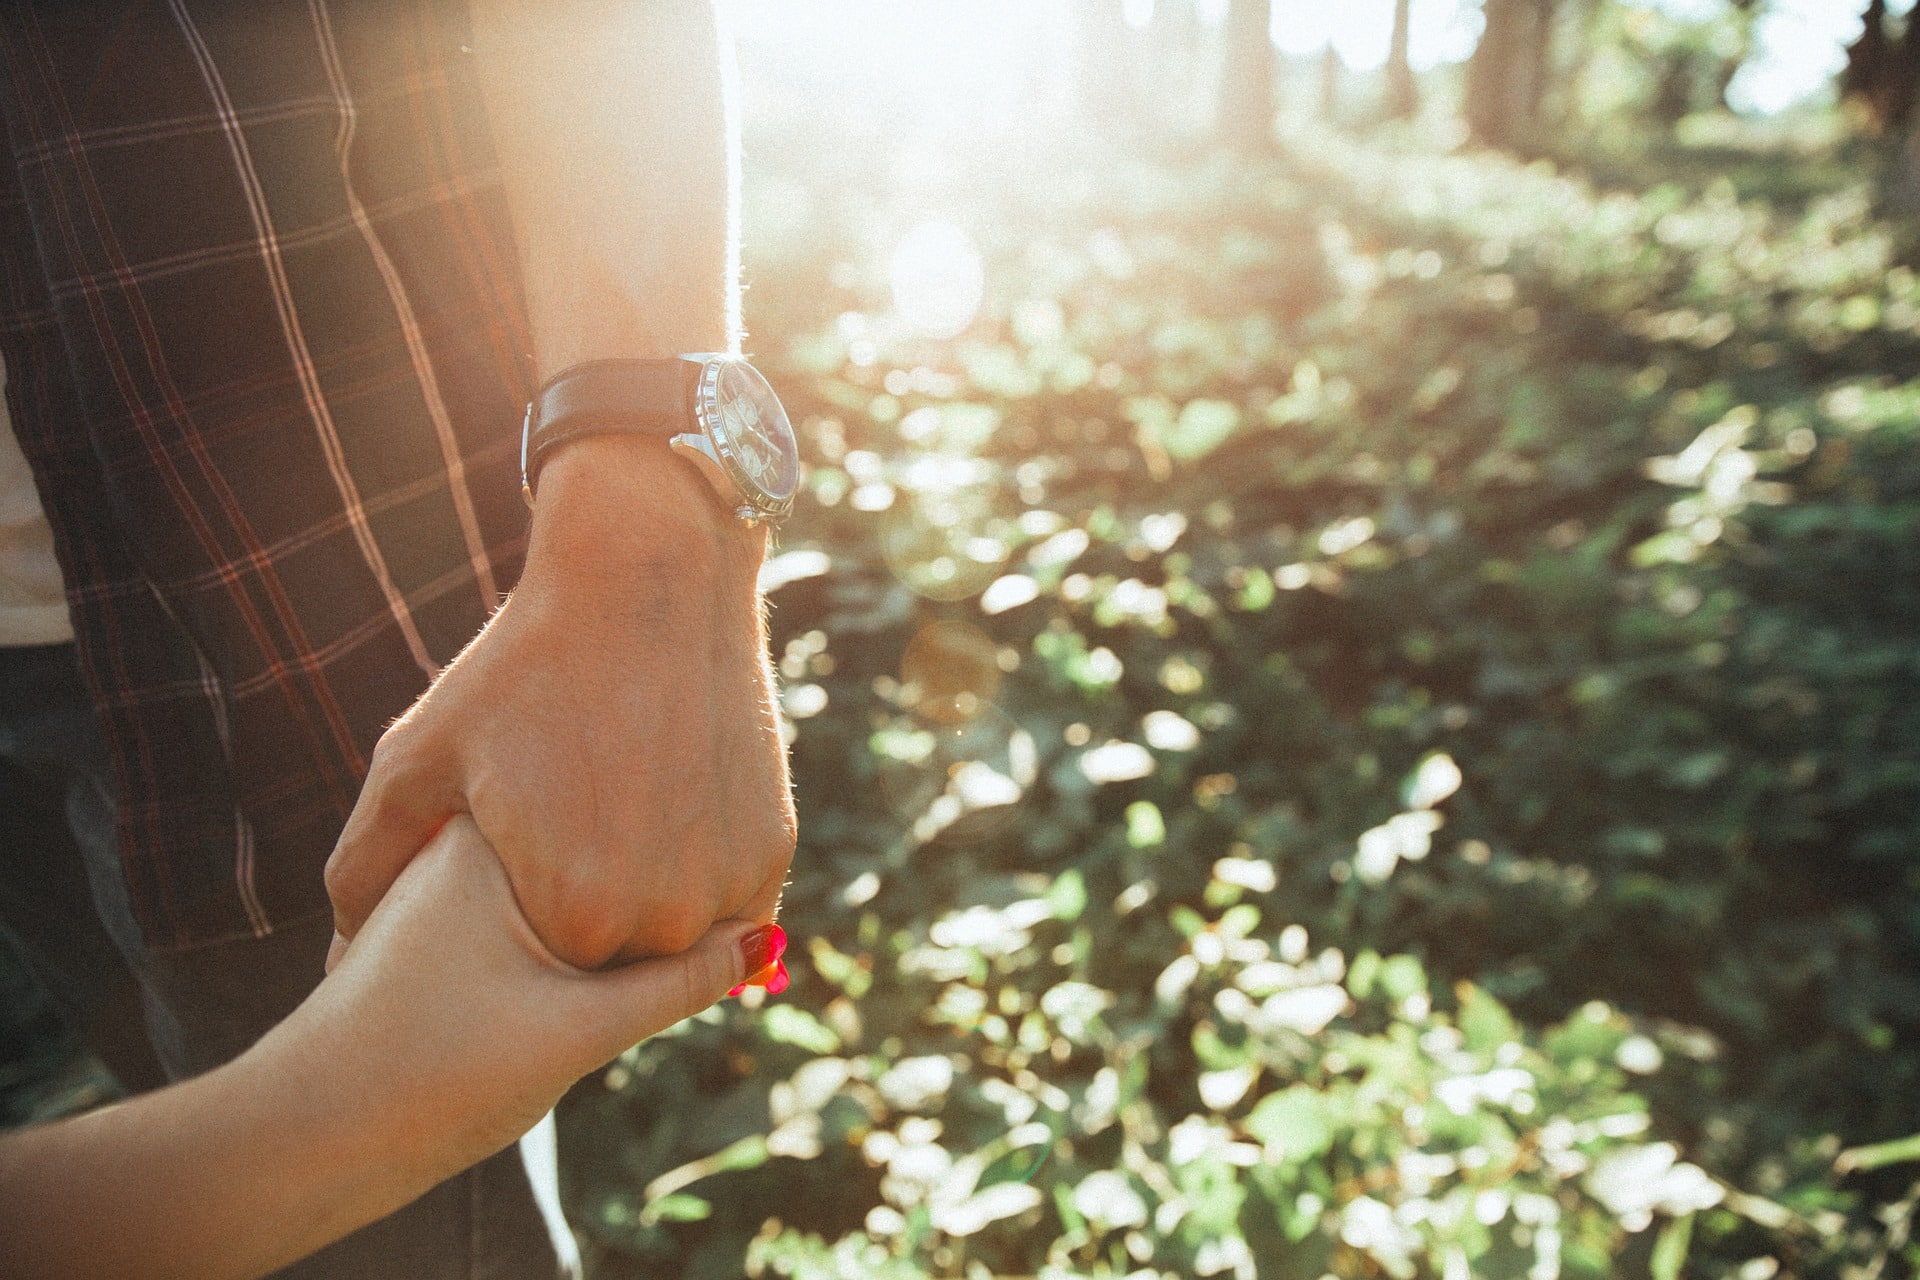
[562,123,1920,1280]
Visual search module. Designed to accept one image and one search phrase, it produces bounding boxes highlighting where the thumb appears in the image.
[574,921,772,1063]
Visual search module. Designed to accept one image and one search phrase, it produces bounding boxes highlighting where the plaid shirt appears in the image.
[0,0,533,952]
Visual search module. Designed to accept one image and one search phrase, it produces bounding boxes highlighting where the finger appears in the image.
[579,920,768,1062]
[325,727,460,944]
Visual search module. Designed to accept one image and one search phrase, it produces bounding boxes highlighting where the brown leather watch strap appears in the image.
[521,358,696,502]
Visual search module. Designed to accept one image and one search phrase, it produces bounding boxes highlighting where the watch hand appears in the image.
[757,439,786,487]
[739,431,774,480]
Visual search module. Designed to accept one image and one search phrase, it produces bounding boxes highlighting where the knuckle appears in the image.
[366,716,421,780]
[548,896,630,969]
[321,855,353,909]
[544,867,711,967]
[322,850,350,895]
[641,906,709,959]
[322,854,369,931]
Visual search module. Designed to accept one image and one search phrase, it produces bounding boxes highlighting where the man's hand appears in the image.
[324,433,795,969]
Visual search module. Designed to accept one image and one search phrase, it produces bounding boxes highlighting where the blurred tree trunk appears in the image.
[1526,0,1553,121]
[1893,4,1920,128]
[1464,0,1558,150]
[1385,0,1418,120]
[1713,0,1762,110]
[1841,0,1920,131]
[1890,103,1920,216]
[1465,0,1521,145]
[1219,0,1277,152]
[1882,14,1920,213]
[1842,0,1891,117]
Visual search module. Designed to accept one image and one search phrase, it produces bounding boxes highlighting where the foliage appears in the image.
[1575,1,1758,128]
[561,104,1920,1280]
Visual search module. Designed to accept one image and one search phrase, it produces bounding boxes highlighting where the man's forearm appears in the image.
[468,0,750,555]
[326,0,793,970]
[469,0,739,375]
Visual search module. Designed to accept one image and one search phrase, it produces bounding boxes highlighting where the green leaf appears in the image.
[711,1134,772,1173]
[1163,398,1241,461]
[1052,1181,1086,1236]
[1126,800,1167,848]
[1220,903,1262,938]
[647,1194,712,1223]
[1347,949,1382,1000]
[762,1005,842,1054]
[1047,867,1089,921]
[1280,1189,1323,1243]
[1456,982,1519,1054]
[809,938,872,998]
[1193,1021,1249,1071]
[1630,529,1702,567]
[1650,1212,1692,1280]
[1245,1086,1334,1164]
[1378,954,1428,1002]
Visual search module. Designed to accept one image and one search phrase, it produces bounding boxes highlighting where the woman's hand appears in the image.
[294,814,775,1189]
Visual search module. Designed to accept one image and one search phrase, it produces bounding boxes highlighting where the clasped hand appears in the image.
[311,814,774,1187]
[323,436,797,971]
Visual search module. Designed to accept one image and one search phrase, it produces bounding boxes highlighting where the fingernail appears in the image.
[738,923,786,978]
[729,927,790,998]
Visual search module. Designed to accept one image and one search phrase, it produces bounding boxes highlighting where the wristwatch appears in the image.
[520,356,800,526]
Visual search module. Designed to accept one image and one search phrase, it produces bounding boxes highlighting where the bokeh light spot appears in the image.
[901,621,1004,724]
[891,219,985,339]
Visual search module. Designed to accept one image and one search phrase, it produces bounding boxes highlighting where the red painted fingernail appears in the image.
[728,982,747,997]
[739,924,781,977]
[764,958,790,995]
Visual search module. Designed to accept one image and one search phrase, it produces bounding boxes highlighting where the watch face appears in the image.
[702,359,799,513]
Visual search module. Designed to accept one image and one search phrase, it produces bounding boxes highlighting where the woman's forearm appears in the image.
[0,817,762,1280]
[0,1025,415,1280]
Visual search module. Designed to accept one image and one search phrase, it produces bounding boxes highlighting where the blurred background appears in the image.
[11,1,1920,1277]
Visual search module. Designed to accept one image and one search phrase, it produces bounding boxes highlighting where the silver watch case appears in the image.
[669,357,798,528]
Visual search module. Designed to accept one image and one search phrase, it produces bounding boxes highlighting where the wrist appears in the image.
[233,1015,430,1244]
[522,432,766,595]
